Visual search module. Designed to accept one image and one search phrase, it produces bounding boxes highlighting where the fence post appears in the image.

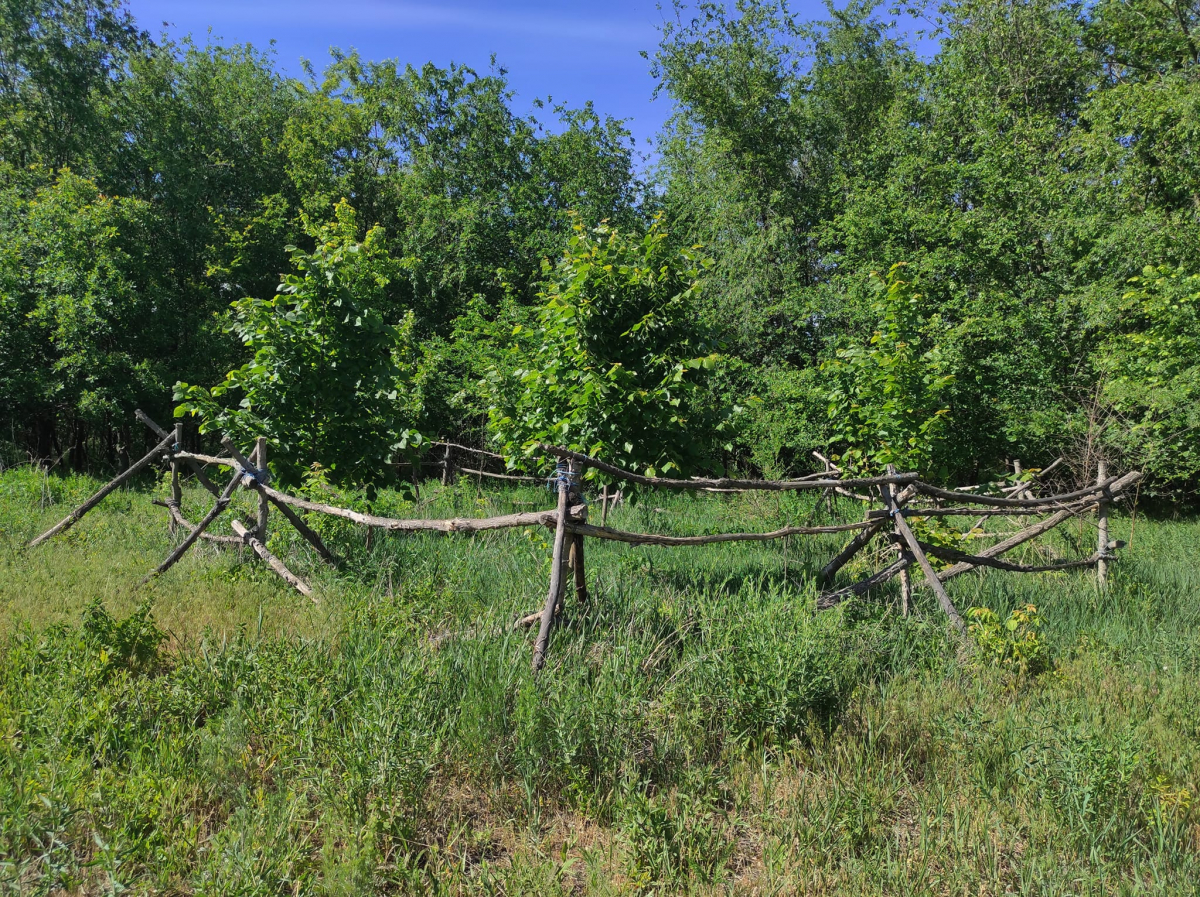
[441,443,453,486]
[256,436,269,542]
[170,422,183,535]
[570,533,588,605]
[885,465,911,616]
[568,461,587,605]
[1096,459,1109,588]
[533,460,572,672]
[898,562,912,617]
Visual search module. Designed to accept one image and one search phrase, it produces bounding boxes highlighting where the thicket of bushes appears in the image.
[2,0,1198,494]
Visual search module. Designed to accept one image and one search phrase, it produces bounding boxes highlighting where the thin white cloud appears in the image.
[187,1,659,47]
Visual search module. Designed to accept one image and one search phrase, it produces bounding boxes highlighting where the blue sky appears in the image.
[125,1,867,154]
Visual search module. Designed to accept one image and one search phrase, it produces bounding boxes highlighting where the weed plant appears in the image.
[0,467,1197,894]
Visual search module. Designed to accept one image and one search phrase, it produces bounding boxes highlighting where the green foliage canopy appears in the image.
[823,265,955,476]
[486,215,726,480]
[3,0,1200,495]
[1098,266,1200,488]
[175,202,421,485]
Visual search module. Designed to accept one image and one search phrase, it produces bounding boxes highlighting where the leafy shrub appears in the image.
[1098,265,1200,487]
[967,603,1049,676]
[81,598,165,679]
[486,214,728,482]
[822,264,955,476]
[175,201,423,485]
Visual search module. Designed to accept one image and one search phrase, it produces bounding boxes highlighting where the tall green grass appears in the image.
[0,467,1197,894]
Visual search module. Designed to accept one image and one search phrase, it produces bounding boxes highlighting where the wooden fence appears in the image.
[27,411,1141,671]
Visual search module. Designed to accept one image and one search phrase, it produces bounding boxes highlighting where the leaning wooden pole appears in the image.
[884,471,966,635]
[231,519,314,599]
[152,499,242,545]
[818,557,911,609]
[263,493,339,566]
[135,409,221,497]
[169,422,183,535]
[938,507,1087,581]
[219,436,337,565]
[142,467,242,583]
[819,484,914,583]
[533,464,572,672]
[1096,459,1109,588]
[820,520,882,583]
[29,430,176,548]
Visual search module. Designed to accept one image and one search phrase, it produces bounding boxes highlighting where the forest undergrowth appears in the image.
[1,468,1198,895]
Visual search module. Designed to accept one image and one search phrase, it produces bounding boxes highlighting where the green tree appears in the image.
[0,0,146,169]
[1086,0,1199,75]
[175,202,421,485]
[486,215,725,480]
[822,264,955,475]
[1097,266,1200,488]
[0,167,170,464]
[653,0,1200,487]
[0,24,314,465]
[312,54,641,331]
[289,55,645,444]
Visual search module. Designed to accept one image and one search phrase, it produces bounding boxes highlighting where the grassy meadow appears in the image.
[1,466,1198,895]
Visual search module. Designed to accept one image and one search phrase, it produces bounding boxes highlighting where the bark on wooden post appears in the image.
[885,466,912,616]
[441,444,453,486]
[1096,459,1109,588]
[533,462,572,672]
[570,531,588,606]
[255,436,269,542]
[170,422,183,535]
[565,465,589,605]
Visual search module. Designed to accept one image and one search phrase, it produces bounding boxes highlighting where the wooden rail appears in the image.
[567,519,871,547]
[540,445,917,492]
[26,411,1142,672]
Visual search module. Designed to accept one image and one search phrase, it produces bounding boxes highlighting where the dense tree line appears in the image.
[1,0,1197,493]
